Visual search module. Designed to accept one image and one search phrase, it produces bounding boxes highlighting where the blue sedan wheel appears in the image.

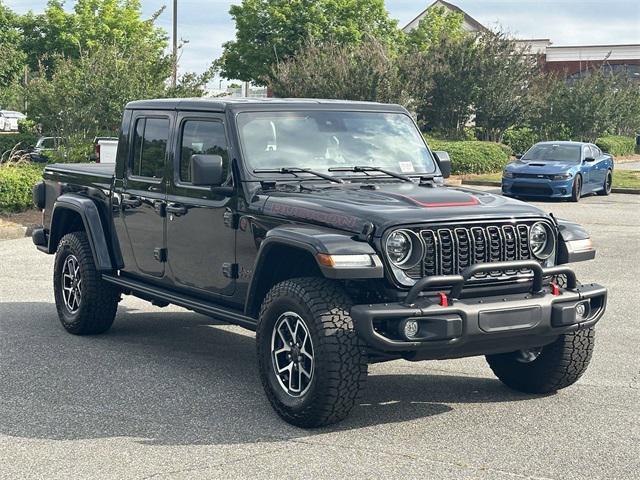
[570,175,582,202]
[597,170,612,196]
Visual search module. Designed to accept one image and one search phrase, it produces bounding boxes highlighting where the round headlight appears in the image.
[529,222,555,260]
[385,229,424,269]
[386,231,412,266]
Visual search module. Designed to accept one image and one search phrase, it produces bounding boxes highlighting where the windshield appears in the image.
[522,144,581,163]
[237,111,437,177]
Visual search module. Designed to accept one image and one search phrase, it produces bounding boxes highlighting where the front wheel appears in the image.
[53,231,120,335]
[256,278,368,428]
[570,174,582,202]
[486,327,595,393]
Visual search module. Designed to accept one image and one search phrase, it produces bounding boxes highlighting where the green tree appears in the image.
[404,5,465,53]
[26,44,171,139]
[269,37,412,105]
[19,0,167,73]
[473,32,543,142]
[0,1,26,108]
[217,0,399,85]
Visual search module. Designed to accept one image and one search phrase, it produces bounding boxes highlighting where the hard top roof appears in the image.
[125,97,407,113]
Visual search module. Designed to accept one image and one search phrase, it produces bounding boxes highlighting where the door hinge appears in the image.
[154,248,167,263]
[223,208,239,229]
[222,262,239,279]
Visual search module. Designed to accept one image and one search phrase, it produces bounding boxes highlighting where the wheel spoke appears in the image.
[271,311,314,397]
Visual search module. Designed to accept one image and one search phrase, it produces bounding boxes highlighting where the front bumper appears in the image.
[502,177,574,198]
[351,260,607,360]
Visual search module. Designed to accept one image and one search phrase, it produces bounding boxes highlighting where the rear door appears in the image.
[165,112,236,297]
[589,145,607,189]
[120,112,171,278]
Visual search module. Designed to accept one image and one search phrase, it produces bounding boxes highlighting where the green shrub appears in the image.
[0,133,38,157]
[0,164,44,212]
[426,138,511,175]
[503,127,538,155]
[18,119,39,136]
[596,135,636,157]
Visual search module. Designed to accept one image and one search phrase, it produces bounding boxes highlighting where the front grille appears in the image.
[403,221,541,281]
[511,183,553,195]
[514,173,553,179]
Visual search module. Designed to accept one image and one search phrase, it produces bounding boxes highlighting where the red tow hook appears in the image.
[550,282,560,296]
[437,292,449,307]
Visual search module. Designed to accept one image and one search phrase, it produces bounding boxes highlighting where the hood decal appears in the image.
[389,192,480,208]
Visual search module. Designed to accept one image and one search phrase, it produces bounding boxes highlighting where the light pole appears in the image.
[172,0,178,89]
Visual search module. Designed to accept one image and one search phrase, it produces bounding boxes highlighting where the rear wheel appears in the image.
[53,231,120,335]
[256,277,368,428]
[597,169,612,196]
[570,174,582,202]
[486,327,595,393]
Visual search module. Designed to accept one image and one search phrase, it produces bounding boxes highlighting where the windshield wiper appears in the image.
[328,166,413,183]
[253,167,344,184]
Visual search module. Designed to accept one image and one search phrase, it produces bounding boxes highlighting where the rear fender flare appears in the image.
[49,194,114,271]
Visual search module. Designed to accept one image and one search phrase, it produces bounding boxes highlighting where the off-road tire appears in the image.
[256,277,368,428]
[570,174,582,202]
[53,231,120,335]
[486,327,595,393]
[597,169,612,196]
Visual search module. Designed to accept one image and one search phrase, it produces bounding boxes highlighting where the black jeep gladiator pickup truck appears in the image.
[32,98,607,427]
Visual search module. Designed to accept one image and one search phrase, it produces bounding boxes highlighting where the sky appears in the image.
[6,0,640,85]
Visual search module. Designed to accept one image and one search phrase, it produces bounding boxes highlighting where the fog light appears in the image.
[402,319,420,339]
[575,301,590,320]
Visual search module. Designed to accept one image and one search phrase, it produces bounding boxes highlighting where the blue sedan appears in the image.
[502,141,614,202]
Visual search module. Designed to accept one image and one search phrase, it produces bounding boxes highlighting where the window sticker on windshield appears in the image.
[398,161,415,173]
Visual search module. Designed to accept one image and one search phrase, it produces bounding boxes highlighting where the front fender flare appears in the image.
[244,225,383,316]
[49,194,114,271]
[556,218,596,264]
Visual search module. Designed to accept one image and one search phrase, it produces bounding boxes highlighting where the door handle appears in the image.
[166,203,187,216]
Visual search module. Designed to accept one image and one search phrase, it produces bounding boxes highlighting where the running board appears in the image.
[102,274,257,331]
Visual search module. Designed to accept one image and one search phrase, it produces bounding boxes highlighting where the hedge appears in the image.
[0,164,43,213]
[595,135,636,157]
[0,133,39,157]
[426,138,512,175]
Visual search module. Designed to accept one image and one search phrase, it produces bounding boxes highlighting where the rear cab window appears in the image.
[130,117,170,179]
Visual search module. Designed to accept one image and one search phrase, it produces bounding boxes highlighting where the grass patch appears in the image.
[469,170,640,190]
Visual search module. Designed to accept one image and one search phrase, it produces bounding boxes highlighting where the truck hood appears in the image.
[506,159,580,175]
[261,182,549,235]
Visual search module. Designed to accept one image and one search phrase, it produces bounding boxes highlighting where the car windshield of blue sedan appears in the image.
[522,144,581,163]
[237,111,437,176]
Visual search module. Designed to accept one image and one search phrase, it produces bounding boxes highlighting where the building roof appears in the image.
[402,0,488,33]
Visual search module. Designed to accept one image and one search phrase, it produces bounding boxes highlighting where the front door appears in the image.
[121,113,171,278]
[165,113,236,296]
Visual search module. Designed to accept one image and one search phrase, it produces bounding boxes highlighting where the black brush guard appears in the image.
[351,260,607,356]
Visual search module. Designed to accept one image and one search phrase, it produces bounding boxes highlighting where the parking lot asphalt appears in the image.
[1,191,639,480]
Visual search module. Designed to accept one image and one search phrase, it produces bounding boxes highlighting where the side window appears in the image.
[582,146,591,160]
[130,117,169,179]
[591,145,601,158]
[179,120,229,183]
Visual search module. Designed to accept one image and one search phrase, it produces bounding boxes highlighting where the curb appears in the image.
[461,180,640,195]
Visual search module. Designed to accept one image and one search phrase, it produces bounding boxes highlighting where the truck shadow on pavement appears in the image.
[0,302,543,446]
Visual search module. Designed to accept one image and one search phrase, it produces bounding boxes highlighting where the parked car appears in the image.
[90,136,118,163]
[29,136,65,163]
[502,141,614,202]
[31,99,607,427]
[0,110,27,132]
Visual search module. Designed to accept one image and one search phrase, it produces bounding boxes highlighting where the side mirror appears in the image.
[433,151,451,178]
[191,154,224,186]
[584,157,596,162]
[515,154,523,159]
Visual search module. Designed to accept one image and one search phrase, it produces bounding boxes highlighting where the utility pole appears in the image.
[172,0,178,89]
